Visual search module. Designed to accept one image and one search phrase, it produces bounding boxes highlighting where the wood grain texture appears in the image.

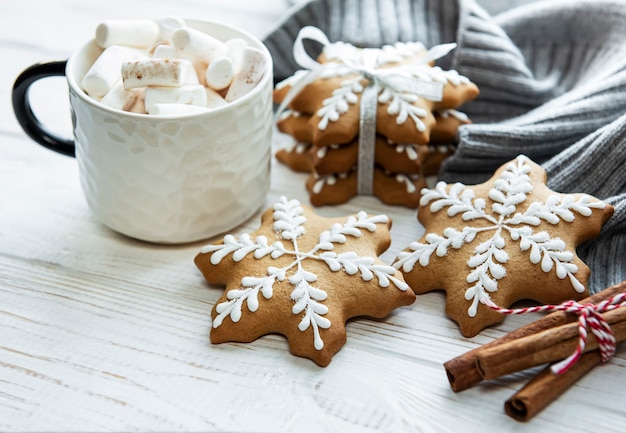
[1,1,625,431]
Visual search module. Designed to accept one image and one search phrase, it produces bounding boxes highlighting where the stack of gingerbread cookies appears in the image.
[273,35,480,208]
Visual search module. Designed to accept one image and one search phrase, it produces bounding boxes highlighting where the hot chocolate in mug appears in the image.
[12,19,273,244]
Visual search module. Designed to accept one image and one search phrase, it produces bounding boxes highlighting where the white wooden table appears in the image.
[1,1,624,431]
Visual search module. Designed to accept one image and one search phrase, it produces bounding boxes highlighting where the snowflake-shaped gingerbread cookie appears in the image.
[195,197,415,366]
[393,155,614,337]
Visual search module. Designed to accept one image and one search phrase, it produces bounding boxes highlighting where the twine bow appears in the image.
[483,292,626,374]
[276,26,454,195]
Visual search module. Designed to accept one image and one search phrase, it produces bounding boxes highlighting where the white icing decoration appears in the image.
[202,197,408,350]
[437,108,469,122]
[322,42,361,65]
[323,40,427,69]
[410,66,470,87]
[315,144,339,160]
[378,86,428,130]
[427,143,456,154]
[393,155,606,318]
[280,138,310,154]
[395,173,418,194]
[379,41,427,64]
[294,142,310,155]
[391,142,419,161]
[312,173,335,194]
[316,79,363,130]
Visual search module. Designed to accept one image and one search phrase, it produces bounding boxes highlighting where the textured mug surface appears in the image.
[66,19,273,243]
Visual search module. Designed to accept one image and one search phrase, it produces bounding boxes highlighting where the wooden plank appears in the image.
[1,0,625,431]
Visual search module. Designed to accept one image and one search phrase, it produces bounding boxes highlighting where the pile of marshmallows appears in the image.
[81,17,268,115]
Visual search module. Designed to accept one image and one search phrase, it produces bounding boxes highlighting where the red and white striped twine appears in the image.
[482,292,626,374]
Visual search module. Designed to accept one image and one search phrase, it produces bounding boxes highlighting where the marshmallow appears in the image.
[95,20,159,49]
[225,37,248,70]
[149,103,211,116]
[144,84,208,112]
[82,45,147,97]
[152,44,178,59]
[225,47,267,102]
[100,80,142,111]
[172,27,227,63]
[157,16,185,43]
[205,56,234,91]
[122,58,198,89]
[205,88,228,109]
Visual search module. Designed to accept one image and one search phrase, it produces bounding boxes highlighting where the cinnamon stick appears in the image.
[476,307,626,380]
[504,350,601,422]
[443,281,626,392]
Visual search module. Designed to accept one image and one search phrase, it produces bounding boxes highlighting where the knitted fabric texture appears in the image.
[263,0,626,294]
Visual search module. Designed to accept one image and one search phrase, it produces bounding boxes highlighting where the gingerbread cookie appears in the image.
[277,106,469,150]
[421,143,457,177]
[275,140,313,173]
[195,196,415,366]
[274,40,479,148]
[306,167,427,208]
[276,109,314,143]
[430,109,471,143]
[276,40,429,113]
[305,170,356,206]
[311,136,428,175]
[393,155,614,337]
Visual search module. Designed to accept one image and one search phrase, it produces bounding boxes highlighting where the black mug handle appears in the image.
[12,61,75,157]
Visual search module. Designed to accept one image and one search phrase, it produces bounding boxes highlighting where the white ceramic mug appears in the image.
[12,19,273,244]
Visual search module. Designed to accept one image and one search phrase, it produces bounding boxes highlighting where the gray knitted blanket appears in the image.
[263,0,626,294]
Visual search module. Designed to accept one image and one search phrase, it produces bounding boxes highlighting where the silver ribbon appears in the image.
[358,81,379,195]
[276,26,454,196]
[355,67,444,195]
